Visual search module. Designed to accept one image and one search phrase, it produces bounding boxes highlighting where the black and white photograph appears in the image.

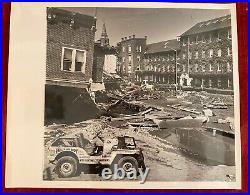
[5,2,242,189]
[43,5,239,184]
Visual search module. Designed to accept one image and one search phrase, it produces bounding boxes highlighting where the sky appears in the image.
[61,7,230,46]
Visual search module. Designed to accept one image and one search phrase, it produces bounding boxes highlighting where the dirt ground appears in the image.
[43,91,236,182]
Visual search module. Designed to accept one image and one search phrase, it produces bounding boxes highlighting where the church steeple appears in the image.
[100,22,109,47]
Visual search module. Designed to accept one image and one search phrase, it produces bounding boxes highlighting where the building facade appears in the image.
[45,8,101,124]
[135,39,180,85]
[116,35,147,81]
[178,15,233,89]
[46,8,97,88]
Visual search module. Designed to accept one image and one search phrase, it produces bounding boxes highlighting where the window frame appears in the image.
[61,47,86,73]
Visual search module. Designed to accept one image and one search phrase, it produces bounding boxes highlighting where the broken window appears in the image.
[62,47,86,72]
[62,48,73,71]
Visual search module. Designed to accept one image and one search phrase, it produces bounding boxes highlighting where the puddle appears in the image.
[150,128,235,166]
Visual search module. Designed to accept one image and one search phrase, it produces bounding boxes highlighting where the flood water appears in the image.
[150,128,235,166]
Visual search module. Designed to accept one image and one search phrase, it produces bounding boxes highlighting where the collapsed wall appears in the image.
[45,85,100,125]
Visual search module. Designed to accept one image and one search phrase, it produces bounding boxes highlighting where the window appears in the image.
[122,57,125,62]
[195,64,199,72]
[209,79,212,88]
[183,41,186,46]
[128,45,132,53]
[217,32,221,41]
[227,62,231,72]
[128,65,132,73]
[217,63,221,71]
[167,54,170,61]
[62,47,86,73]
[228,78,232,88]
[202,64,206,72]
[202,35,206,43]
[167,65,170,72]
[209,49,213,58]
[217,79,221,88]
[139,46,142,52]
[182,65,185,72]
[122,46,125,52]
[196,35,199,44]
[137,55,141,62]
[75,50,85,71]
[202,50,205,58]
[128,55,132,63]
[218,49,222,57]
[227,47,232,56]
[62,48,73,71]
[209,34,212,42]
[209,64,213,71]
[228,29,232,39]
[195,51,199,59]
[171,55,175,61]
[183,54,186,59]
[190,37,194,45]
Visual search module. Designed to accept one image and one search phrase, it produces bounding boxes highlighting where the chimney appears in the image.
[144,36,147,40]
[133,35,135,38]
[125,37,127,40]
[129,36,131,39]
[121,38,124,41]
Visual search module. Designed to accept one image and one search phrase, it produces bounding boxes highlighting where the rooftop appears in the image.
[145,39,180,54]
[181,15,231,36]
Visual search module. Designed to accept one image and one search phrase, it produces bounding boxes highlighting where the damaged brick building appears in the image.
[45,8,104,124]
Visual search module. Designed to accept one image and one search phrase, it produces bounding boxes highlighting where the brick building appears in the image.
[135,39,180,85]
[116,35,147,81]
[46,8,97,88]
[45,8,100,124]
[178,15,233,89]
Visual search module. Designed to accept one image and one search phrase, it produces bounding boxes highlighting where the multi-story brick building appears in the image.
[135,39,180,85]
[116,35,147,81]
[178,14,233,89]
[45,8,99,124]
[46,8,97,88]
